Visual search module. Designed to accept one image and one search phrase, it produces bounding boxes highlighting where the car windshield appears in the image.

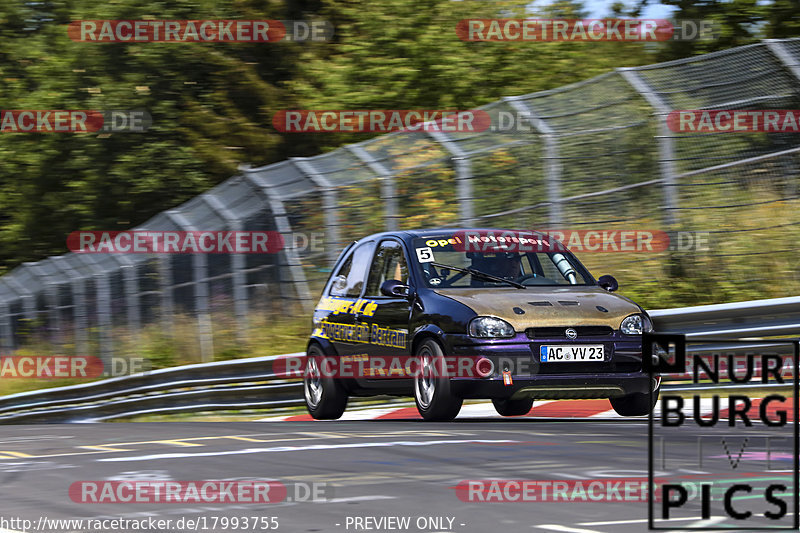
[412,234,594,288]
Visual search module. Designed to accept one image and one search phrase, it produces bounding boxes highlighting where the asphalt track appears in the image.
[0,398,796,533]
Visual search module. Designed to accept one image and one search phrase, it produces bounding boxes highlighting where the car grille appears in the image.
[525,326,614,339]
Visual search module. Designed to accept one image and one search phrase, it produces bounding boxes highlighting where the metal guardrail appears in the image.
[0,296,797,423]
[650,295,800,339]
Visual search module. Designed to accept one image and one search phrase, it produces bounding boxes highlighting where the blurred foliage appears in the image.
[0,0,658,272]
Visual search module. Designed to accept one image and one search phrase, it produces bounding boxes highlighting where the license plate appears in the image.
[540,345,604,362]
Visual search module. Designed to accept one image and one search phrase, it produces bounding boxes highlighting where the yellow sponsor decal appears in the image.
[370,324,408,349]
[424,236,463,248]
[316,319,371,343]
[313,320,407,349]
[316,297,378,317]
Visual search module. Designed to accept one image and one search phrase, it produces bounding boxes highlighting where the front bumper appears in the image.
[450,372,654,400]
[443,331,654,400]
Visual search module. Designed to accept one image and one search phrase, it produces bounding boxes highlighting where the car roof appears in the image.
[355,227,550,244]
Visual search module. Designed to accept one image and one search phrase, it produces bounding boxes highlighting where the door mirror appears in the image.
[597,275,619,292]
[380,279,411,298]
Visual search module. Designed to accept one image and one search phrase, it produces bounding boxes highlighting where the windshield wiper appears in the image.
[430,262,526,289]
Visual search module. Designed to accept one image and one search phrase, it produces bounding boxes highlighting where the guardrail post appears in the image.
[618,68,679,228]
[347,144,398,231]
[504,97,563,227]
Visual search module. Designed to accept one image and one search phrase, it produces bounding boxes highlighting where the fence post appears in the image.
[203,193,248,343]
[347,144,398,231]
[157,256,175,339]
[28,263,61,347]
[243,172,314,314]
[166,210,214,363]
[0,301,11,355]
[764,39,800,82]
[53,257,89,357]
[618,68,679,227]
[428,130,474,225]
[5,276,36,345]
[72,255,114,368]
[291,158,341,268]
[110,254,141,350]
[504,97,563,227]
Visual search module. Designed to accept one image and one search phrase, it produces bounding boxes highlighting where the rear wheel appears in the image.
[304,345,348,420]
[492,398,534,416]
[610,387,659,416]
[414,339,463,421]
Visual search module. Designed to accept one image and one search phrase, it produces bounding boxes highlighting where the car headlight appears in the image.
[620,313,652,335]
[469,316,516,338]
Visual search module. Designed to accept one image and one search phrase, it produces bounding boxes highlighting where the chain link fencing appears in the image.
[1,38,799,367]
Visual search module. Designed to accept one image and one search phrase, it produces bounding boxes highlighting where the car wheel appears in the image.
[609,387,659,416]
[414,338,463,421]
[492,398,534,416]
[304,345,348,420]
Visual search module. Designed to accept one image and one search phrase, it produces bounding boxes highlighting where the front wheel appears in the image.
[414,339,463,421]
[492,398,534,416]
[610,387,659,416]
[304,345,348,420]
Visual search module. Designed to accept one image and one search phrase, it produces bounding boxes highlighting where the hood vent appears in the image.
[528,301,553,307]
[558,300,580,306]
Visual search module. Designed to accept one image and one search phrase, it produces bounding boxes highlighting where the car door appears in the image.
[357,238,413,388]
[318,239,376,364]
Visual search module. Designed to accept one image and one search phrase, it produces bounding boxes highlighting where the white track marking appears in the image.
[535,525,603,533]
[97,439,518,462]
[580,516,723,526]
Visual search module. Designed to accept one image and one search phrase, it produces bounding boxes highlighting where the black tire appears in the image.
[304,345,348,420]
[610,387,659,416]
[413,338,463,421]
[492,398,534,416]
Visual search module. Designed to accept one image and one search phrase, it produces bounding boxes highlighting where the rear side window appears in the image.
[328,240,375,297]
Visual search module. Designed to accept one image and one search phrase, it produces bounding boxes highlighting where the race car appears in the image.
[303,228,660,421]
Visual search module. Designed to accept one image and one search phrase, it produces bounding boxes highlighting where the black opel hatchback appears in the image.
[303,228,659,421]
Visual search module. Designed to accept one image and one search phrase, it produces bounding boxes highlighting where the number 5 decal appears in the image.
[416,247,434,263]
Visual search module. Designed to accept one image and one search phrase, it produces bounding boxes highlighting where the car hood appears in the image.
[434,286,641,330]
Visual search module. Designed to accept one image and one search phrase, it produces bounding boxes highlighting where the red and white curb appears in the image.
[259,397,787,422]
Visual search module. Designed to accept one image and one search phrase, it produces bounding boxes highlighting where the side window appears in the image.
[327,240,375,298]
[328,254,353,297]
[365,240,410,296]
